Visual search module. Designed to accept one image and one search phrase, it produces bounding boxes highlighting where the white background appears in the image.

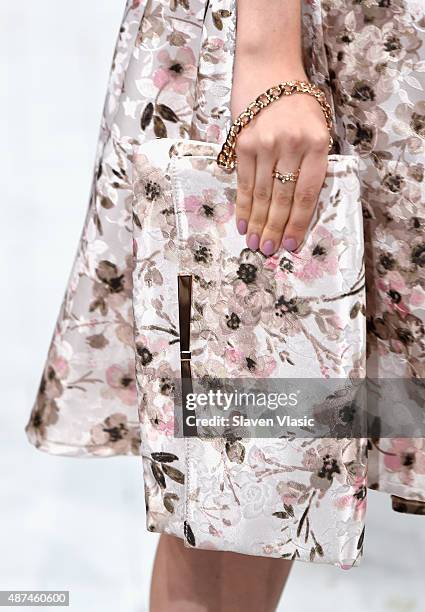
[1,1,424,611]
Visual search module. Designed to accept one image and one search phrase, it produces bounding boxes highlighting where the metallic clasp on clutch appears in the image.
[177,274,195,437]
[177,274,193,368]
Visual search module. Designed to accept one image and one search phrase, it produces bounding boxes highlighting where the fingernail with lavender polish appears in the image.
[262,240,275,257]
[247,233,260,251]
[237,219,247,235]
[282,237,298,253]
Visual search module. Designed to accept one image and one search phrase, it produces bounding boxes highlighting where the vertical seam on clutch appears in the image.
[178,273,195,547]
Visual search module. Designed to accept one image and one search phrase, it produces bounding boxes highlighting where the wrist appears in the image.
[236,39,305,69]
[233,58,309,90]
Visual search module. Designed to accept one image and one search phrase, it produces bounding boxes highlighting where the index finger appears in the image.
[235,143,256,236]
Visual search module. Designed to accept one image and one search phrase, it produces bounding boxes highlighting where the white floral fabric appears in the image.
[25,0,425,565]
[131,137,366,565]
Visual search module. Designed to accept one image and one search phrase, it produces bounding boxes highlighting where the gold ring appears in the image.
[272,168,300,184]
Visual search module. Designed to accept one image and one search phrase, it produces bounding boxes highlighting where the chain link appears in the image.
[216,80,334,170]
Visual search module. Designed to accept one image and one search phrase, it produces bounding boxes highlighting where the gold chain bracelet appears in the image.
[216,80,334,171]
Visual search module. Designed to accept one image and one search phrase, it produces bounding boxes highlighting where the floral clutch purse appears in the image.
[130,135,368,567]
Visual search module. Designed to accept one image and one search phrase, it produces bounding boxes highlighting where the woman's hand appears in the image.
[230,63,330,257]
[230,0,330,257]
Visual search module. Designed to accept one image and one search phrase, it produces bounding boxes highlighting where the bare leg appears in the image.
[149,534,293,612]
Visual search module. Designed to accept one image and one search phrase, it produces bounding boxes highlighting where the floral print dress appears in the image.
[25,0,425,563]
